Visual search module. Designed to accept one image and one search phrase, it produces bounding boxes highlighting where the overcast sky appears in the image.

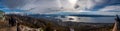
[0,0,120,15]
[0,0,120,23]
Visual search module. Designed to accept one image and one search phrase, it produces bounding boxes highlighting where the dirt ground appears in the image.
[0,20,17,31]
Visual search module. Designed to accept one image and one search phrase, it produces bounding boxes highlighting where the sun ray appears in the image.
[68,0,78,4]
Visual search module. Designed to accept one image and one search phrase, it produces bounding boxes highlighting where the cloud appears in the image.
[60,0,78,10]
[1,0,120,14]
[76,0,120,12]
[1,0,61,13]
[21,0,61,13]
[99,5,120,12]
[1,0,120,23]
[76,0,110,11]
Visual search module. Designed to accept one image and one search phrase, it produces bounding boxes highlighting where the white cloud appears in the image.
[60,0,75,10]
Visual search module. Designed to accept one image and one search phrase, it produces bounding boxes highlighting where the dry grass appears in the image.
[0,20,9,28]
[0,20,16,31]
[0,26,16,31]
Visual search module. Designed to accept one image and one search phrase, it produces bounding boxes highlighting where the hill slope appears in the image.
[0,14,117,31]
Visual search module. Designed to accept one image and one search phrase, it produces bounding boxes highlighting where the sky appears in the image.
[0,0,120,23]
[0,0,120,14]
